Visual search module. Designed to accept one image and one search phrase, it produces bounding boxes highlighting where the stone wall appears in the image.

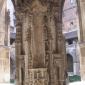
[0,0,10,83]
[0,47,10,82]
[77,0,85,80]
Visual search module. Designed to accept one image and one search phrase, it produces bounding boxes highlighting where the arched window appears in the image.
[67,54,73,72]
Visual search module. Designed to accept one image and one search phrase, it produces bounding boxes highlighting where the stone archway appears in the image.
[67,54,73,73]
[62,0,85,81]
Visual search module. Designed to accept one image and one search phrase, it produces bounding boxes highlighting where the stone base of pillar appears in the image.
[28,68,49,85]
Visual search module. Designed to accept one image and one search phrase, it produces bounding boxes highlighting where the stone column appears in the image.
[77,0,85,80]
[15,11,23,85]
[14,0,67,85]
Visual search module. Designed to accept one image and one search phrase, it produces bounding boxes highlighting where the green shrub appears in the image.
[69,75,81,82]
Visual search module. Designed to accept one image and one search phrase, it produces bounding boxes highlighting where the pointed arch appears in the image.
[67,54,73,72]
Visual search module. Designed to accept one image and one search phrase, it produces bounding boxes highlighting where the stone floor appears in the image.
[0,84,14,85]
[0,81,85,85]
[69,81,85,85]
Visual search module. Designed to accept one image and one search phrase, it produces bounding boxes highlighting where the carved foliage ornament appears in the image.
[15,0,62,12]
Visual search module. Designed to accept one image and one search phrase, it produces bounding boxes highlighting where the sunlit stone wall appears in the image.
[0,0,10,83]
[0,1,6,45]
[0,47,10,82]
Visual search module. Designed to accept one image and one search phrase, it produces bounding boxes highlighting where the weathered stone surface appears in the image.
[0,0,10,83]
[77,0,85,80]
[13,0,67,85]
[0,47,10,83]
[28,68,48,85]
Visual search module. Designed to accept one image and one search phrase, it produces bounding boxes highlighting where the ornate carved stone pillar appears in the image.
[15,0,67,85]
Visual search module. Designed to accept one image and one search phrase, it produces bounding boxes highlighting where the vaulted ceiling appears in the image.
[12,0,65,10]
